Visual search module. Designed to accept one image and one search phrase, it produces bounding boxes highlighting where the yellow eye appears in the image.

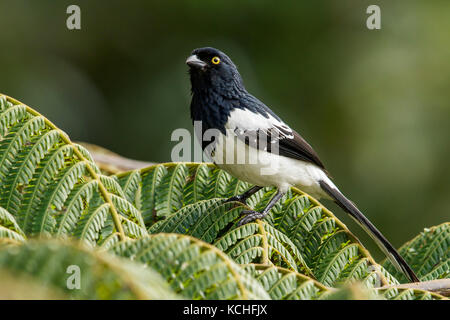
[211,56,221,65]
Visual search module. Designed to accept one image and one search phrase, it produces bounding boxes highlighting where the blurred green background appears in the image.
[0,0,449,260]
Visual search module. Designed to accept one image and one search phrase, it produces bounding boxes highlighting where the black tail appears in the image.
[319,180,419,283]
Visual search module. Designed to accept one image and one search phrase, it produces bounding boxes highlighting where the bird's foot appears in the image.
[225,195,247,205]
[238,210,267,226]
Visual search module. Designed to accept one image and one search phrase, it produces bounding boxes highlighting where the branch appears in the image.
[379,279,450,297]
[76,142,155,174]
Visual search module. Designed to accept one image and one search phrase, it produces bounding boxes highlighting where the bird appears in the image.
[186,46,419,283]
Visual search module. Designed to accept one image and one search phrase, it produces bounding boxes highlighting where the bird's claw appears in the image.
[238,210,265,226]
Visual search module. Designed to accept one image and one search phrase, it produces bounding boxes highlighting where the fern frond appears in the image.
[382,223,449,282]
[111,233,271,300]
[73,201,110,246]
[271,188,395,287]
[153,163,189,217]
[54,180,98,237]
[0,207,26,243]
[377,286,447,300]
[148,197,309,273]
[139,164,168,224]
[0,94,146,242]
[0,239,179,299]
[149,199,242,241]
[115,162,397,286]
[244,264,330,300]
[116,163,253,227]
[215,220,310,274]
[117,169,141,205]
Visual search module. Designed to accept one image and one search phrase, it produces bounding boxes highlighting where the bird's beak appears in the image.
[186,55,207,69]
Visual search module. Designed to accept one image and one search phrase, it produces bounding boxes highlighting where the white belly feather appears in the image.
[211,131,334,200]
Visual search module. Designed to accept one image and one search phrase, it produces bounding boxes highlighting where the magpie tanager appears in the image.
[186,47,419,283]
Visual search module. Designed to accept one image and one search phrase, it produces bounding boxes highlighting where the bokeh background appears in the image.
[1,0,449,260]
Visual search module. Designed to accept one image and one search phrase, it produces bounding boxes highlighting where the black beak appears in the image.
[186,55,207,68]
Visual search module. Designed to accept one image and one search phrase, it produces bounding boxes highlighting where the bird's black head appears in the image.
[186,47,244,96]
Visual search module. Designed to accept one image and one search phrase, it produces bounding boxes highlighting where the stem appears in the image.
[257,220,270,265]
[379,279,450,298]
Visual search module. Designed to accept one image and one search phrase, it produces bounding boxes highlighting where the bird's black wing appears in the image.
[234,125,327,171]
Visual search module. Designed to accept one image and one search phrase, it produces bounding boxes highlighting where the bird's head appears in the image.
[186,47,244,94]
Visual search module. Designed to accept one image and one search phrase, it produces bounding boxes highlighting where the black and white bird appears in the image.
[186,47,419,282]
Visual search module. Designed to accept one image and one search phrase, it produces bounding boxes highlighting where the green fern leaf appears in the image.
[0,95,146,243]
[0,207,26,243]
[116,162,397,286]
[377,286,447,300]
[215,220,310,274]
[111,233,271,300]
[244,264,330,300]
[382,223,449,282]
[0,239,179,299]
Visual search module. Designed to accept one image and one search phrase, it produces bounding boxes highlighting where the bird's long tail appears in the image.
[319,180,419,283]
